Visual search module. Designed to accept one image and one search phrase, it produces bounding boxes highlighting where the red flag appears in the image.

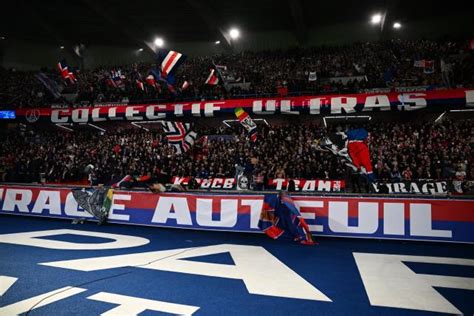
[205,69,219,85]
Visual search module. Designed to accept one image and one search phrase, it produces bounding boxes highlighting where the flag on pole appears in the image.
[205,69,219,85]
[235,107,257,142]
[157,50,186,77]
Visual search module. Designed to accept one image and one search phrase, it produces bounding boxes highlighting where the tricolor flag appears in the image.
[161,121,197,155]
[157,50,186,77]
[205,69,219,85]
[57,60,76,84]
[235,107,257,142]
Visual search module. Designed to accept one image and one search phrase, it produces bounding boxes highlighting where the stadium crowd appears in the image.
[1,39,473,108]
[0,119,472,190]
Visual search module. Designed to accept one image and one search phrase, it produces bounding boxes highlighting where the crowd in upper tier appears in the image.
[0,119,471,190]
[1,39,473,109]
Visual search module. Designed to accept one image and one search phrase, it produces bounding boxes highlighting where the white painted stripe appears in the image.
[88,292,199,315]
[0,286,86,315]
[0,276,18,296]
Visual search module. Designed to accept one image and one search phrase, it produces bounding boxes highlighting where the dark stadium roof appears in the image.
[0,0,472,46]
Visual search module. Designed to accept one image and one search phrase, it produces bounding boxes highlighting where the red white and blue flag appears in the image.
[57,60,76,84]
[258,194,315,245]
[161,121,197,155]
[158,50,186,77]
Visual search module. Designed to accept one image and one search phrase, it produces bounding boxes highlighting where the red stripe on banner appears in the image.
[13,88,473,118]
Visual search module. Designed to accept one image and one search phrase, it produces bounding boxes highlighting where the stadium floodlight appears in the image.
[371,14,382,24]
[229,28,240,40]
[154,37,164,47]
[393,22,402,29]
[215,40,221,44]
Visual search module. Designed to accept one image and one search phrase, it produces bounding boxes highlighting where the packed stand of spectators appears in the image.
[1,39,473,109]
[0,119,472,191]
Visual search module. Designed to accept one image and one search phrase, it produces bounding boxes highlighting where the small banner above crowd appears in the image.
[171,177,345,192]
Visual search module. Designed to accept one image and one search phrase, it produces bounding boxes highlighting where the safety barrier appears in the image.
[0,184,473,243]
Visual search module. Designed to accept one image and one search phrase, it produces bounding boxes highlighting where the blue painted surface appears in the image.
[0,215,473,315]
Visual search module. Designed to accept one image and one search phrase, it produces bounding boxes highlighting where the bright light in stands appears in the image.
[60,46,65,49]
[0,36,5,40]
[393,22,402,29]
[371,14,382,24]
[154,37,164,47]
[215,40,221,44]
[138,48,144,52]
[229,28,240,39]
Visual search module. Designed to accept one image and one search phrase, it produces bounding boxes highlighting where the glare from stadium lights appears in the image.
[154,37,164,47]
[393,22,402,29]
[60,46,65,49]
[371,14,382,24]
[229,28,240,39]
[215,40,221,44]
[138,48,144,52]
